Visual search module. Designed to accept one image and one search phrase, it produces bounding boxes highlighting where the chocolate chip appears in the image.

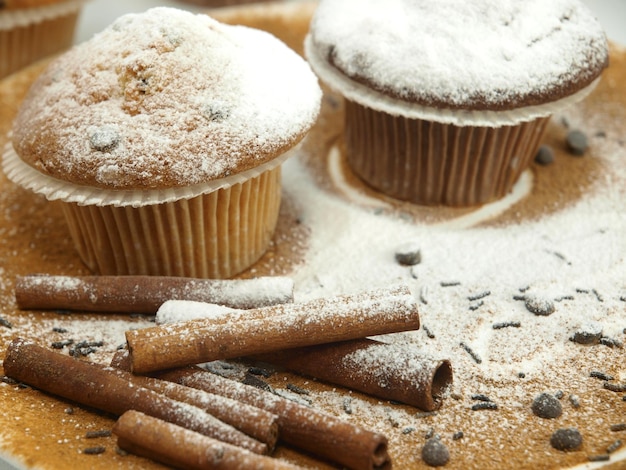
[524,295,555,316]
[550,428,583,451]
[535,145,555,165]
[531,393,562,419]
[421,437,450,467]
[570,322,603,345]
[395,242,421,266]
[83,446,106,455]
[566,130,588,156]
[89,125,120,152]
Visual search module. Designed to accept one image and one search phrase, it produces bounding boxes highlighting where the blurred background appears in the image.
[74,0,626,45]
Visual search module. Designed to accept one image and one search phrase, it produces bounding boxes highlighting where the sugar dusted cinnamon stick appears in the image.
[156,298,451,410]
[14,274,293,313]
[113,411,301,470]
[154,366,392,470]
[109,350,278,450]
[3,338,267,454]
[126,284,419,373]
[256,339,452,411]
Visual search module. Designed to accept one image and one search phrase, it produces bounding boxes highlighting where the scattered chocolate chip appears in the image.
[286,383,310,395]
[423,325,435,339]
[518,372,526,379]
[343,397,353,415]
[471,394,492,402]
[51,339,74,349]
[493,321,521,330]
[590,371,614,381]
[535,145,555,165]
[610,423,626,432]
[85,430,112,439]
[242,372,273,392]
[531,393,562,419]
[600,337,623,348]
[460,342,482,364]
[89,125,120,152]
[52,327,69,333]
[587,454,610,462]
[468,291,491,301]
[422,437,450,467]
[524,295,555,316]
[472,402,498,411]
[570,322,603,345]
[419,286,429,305]
[604,383,626,393]
[83,446,106,455]
[0,316,13,329]
[248,366,272,378]
[566,130,588,156]
[402,426,415,435]
[550,428,583,452]
[568,395,580,408]
[395,242,421,266]
[554,390,564,400]
[440,281,461,287]
[452,431,464,441]
[469,301,484,311]
[424,428,435,439]
[607,439,623,454]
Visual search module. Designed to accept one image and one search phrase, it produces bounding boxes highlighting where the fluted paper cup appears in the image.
[0,1,84,79]
[344,100,551,206]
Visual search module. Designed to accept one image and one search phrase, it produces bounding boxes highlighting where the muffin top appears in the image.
[305,0,608,117]
[11,7,321,190]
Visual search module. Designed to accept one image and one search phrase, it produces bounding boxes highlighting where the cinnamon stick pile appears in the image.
[9,278,454,469]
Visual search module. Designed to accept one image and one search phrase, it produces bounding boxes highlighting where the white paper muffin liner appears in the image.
[60,166,282,278]
[344,100,551,206]
[2,141,295,207]
[0,1,84,79]
[0,1,85,30]
[304,34,601,128]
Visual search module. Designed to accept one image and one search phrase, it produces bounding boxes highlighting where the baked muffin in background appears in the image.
[0,0,85,79]
[3,6,322,278]
[175,0,268,6]
[305,0,609,206]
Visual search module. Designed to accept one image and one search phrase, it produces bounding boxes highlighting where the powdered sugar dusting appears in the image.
[307,0,608,111]
[11,7,322,190]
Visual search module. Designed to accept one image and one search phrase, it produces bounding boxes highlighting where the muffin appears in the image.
[305,0,609,206]
[3,7,322,278]
[0,0,85,80]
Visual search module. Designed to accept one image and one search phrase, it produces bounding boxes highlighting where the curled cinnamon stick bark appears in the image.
[3,338,267,454]
[14,274,294,313]
[126,284,419,373]
[256,339,452,411]
[105,356,278,451]
[153,366,392,470]
[113,411,302,470]
[156,297,451,411]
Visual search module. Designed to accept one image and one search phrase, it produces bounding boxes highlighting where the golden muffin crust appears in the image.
[10,7,321,191]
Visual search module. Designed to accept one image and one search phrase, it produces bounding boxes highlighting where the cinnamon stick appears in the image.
[125,284,419,373]
[156,297,451,410]
[255,339,452,411]
[153,366,392,470]
[3,338,267,454]
[105,354,278,451]
[14,274,294,313]
[113,410,302,470]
